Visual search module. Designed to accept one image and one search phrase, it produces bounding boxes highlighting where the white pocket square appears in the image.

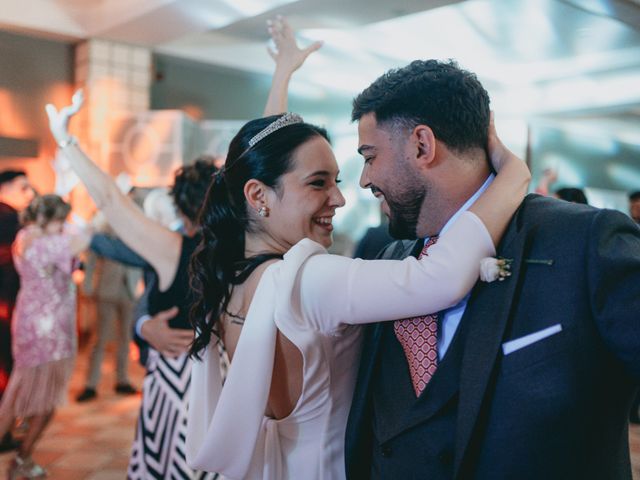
[502,324,563,355]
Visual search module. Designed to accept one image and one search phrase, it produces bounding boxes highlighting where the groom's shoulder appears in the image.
[517,193,632,235]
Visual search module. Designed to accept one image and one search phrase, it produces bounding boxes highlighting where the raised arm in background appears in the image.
[45,92,181,290]
[263,16,322,116]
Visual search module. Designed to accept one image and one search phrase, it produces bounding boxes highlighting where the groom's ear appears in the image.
[412,125,436,170]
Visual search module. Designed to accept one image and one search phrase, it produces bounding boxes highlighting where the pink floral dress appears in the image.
[0,227,77,417]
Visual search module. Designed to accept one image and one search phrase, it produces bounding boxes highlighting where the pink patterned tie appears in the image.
[394,236,439,397]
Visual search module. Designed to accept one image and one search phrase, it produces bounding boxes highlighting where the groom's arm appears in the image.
[587,209,640,381]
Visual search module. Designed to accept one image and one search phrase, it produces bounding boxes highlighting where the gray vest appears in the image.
[370,316,467,479]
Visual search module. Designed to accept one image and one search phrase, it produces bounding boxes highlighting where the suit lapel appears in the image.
[453,216,533,477]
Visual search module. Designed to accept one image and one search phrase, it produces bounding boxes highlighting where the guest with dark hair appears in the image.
[352,204,393,260]
[45,86,219,478]
[0,171,34,213]
[535,168,589,204]
[0,170,35,452]
[555,187,588,204]
[171,159,217,225]
[352,222,393,260]
[0,194,89,479]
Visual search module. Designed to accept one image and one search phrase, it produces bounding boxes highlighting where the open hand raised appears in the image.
[267,16,322,74]
[487,112,521,173]
[45,89,84,144]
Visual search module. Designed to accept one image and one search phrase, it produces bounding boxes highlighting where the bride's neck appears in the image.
[244,232,288,258]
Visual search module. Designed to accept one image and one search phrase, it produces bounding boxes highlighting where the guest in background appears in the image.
[535,168,588,204]
[46,85,219,479]
[0,170,35,452]
[352,204,393,260]
[534,167,558,196]
[0,194,89,479]
[89,231,151,366]
[629,190,640,424]
[88,187,186,367]
[629,191,640,225]
[352,224,392,260]
[76,213,140,402]
[555,187,588,205]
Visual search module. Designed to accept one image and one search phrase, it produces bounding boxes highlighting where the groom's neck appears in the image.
[416,156,490,238]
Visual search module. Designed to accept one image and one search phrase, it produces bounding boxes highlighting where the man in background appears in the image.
[0,170,35,451]
[629,190,640,424]
[629,191,640,225]
[76,216,140,402]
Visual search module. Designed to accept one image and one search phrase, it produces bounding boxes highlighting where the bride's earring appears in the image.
[258,206,270,217]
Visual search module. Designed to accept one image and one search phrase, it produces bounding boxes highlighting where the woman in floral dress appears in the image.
[0,194,89,479]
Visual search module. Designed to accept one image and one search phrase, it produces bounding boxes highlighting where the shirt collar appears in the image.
[426,173,495,243]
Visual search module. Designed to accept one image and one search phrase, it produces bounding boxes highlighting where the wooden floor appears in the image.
[0,343,144,480]
[0,345,639,479]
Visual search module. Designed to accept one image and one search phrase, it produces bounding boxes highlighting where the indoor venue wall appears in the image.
[151,53,351,123]
[0,30,74,193]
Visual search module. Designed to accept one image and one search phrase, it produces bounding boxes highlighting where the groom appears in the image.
[345,60,640,479]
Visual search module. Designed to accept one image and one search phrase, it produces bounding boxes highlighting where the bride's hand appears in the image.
[487,111,520,172]
[45,89,84,144]
[267,16,322,74]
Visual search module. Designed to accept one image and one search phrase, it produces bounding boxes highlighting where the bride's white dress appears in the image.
[186,211,494,479]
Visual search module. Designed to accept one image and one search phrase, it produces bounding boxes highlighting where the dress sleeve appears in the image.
[299,211,495,333]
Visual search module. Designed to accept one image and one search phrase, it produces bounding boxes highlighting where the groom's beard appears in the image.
[385,184,426,240]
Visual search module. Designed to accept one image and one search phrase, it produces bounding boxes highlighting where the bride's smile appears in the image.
[261,135,345,249]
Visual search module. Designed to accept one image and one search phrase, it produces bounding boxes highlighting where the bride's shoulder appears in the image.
[287,238,327,257]
[276,239,330,281]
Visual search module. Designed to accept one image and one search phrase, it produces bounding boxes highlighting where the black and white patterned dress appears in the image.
[127,235,220,480]
[128,349,224,479]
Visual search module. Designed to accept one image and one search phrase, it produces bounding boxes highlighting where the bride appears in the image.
[185,17,531,480]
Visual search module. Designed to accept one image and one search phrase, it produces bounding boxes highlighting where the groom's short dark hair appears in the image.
[351,60,490,153]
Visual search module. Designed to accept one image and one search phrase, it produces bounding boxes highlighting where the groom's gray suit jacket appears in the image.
[345,194,640,480]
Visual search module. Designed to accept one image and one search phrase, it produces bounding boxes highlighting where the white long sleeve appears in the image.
[298,211,495,332]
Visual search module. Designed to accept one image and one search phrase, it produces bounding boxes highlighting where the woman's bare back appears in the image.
[222,260,303,420]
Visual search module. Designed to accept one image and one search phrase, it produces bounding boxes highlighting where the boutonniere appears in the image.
[480,257,513,283]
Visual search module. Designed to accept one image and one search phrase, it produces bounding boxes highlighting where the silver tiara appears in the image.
[248,112,304,147]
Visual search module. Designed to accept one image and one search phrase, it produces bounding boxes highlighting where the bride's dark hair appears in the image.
[189,114,329,357]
